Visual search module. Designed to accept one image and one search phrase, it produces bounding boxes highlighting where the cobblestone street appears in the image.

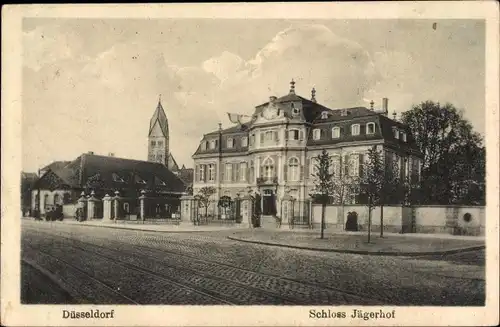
[22,220,485,305]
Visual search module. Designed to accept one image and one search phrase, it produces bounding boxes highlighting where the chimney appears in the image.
[269,96,277,103]
[87,151,94,155]
[392,111,397,120]
[108,152,115,157]
[382,98,389,115]
[369,100,374,111]
[289,79,296,94]
[311,88,317,103]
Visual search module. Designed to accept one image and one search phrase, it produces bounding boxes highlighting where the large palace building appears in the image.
[192,80,423,218]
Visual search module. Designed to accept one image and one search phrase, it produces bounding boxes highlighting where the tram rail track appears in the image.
[23,226,389,305]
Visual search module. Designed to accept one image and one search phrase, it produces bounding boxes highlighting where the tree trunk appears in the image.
[367,204,372,243]
[380,204,384,237]
[320,203,326,239]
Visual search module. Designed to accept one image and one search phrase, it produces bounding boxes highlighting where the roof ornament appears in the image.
[392,110,397,120]
[370,100,374,110]
[311,87,317,102]
[289,79,296,94]
[159,94,162,103]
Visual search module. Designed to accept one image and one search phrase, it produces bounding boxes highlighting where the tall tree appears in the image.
[311,149,335,239]
[400,101,484,204]
[360,147,385,243]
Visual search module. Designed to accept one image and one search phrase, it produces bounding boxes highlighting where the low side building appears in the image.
[32,152,187,218]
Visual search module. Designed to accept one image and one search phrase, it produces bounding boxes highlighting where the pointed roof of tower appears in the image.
[149,96,169,137]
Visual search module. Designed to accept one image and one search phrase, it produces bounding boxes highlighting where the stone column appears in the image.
[180,194,194,226]
[138,190,147,222]
[77,192,87,221]
[87,191,98,220]
[240,194,253,228]
[102,194,112,221]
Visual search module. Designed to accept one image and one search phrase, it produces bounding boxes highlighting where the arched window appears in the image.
[44,194,49,207]
[321,111,329,119]
[313,129,321,140]
[209,140,216,149]
[201,141,207,150]
[227,138,234,148]
[241,137,248,147]
[288,157,300,181]
[123,202,130,213]
[332,127,340,138]
[261,157,275,179]
[366,122,375,134]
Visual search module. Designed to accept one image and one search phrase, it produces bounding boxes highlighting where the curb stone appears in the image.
[227,236,486,256]
[49,220,247,233]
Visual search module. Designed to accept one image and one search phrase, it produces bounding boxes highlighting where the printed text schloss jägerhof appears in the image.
[310,309,396,321]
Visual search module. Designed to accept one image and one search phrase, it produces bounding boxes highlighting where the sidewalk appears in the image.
[25,217,250,233]
[228,230,486,256]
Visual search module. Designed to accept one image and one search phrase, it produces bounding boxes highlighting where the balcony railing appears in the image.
[257,176,278,185]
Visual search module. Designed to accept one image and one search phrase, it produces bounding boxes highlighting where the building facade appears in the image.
[192,81,424,219]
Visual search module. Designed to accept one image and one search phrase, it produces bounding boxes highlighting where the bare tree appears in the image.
[310,149,335,239]
[196,186,217,219]
[360,147,385,243]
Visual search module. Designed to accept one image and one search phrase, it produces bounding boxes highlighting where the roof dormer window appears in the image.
[393,127,399,139]
[351,124,360,136]
[291,103,299,116]
[332,127,340,139]
[209,140,216,149]
[366,122,375,134]
[321,111,329,119]
[135,174,147,184]
[241,136,248,147]
[227,137,234,148]
[112,173,126,183]
[313,129,321,140]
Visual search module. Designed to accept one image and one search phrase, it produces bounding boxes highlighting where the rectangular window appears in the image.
[241,137,248,147]
[225,164,232,182]
[227,138,234,148]
[349,155,359,176]
[351,124,360,136]
[240,162,247,182]
[208,164,215,181]
[289,130,299,140]
[199,165,205,182]
[402,132,407,142]
[151,140,156,146]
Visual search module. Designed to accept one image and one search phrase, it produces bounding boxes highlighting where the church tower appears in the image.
[148,96,169,168]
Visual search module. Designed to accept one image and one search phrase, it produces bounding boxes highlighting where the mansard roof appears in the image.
[148,100,169,137]
[35,153,186,193]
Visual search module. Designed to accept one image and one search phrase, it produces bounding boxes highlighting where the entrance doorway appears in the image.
[262,189,276,216]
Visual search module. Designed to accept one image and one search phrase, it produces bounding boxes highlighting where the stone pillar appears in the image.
[180,194,194,226]
[113,190,121,221]
[281,195,293,227]
[77,192,87,221]
[102,194,112,221]
[240,195,253,228]
[87,191,99,220]
[138,190,147,221]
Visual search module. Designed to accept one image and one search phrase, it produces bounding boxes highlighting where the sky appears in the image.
[22,18,485,172]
